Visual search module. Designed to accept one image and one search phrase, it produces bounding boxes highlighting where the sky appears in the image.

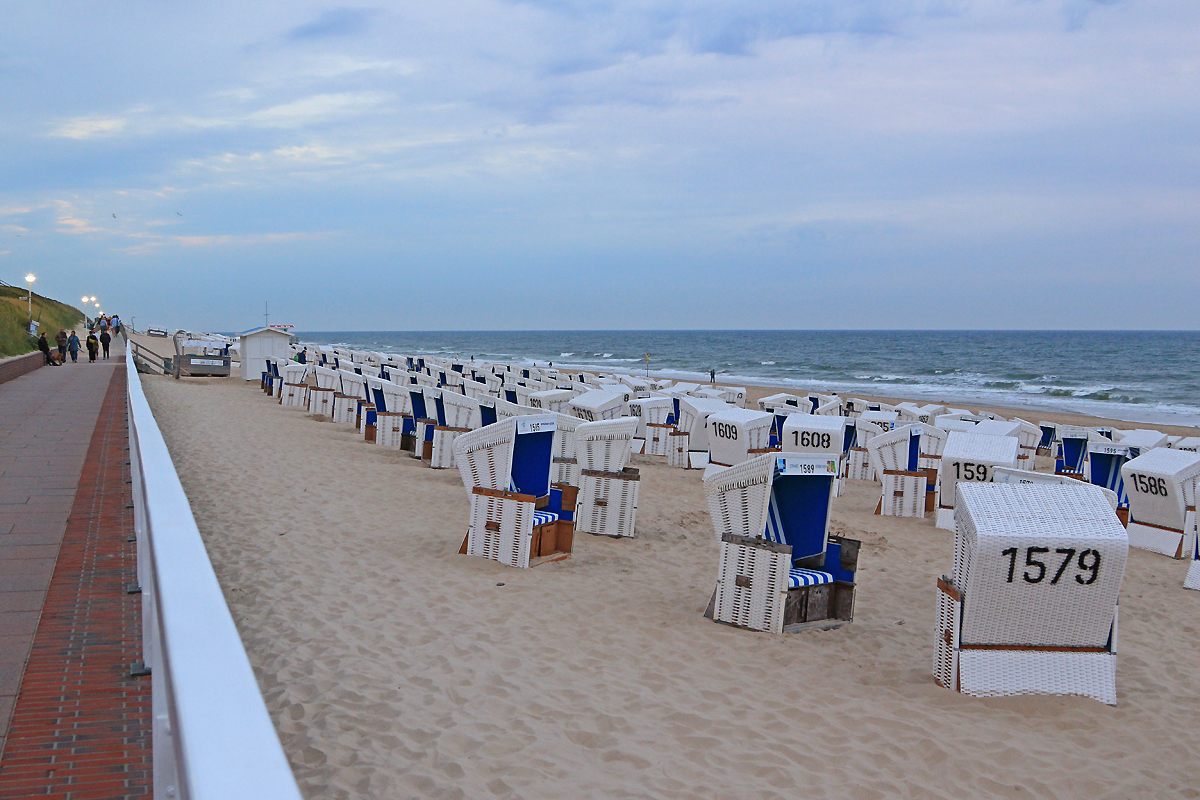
[1,1,1197,331]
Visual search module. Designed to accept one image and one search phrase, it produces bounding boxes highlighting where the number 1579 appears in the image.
[1000,546,1100,585]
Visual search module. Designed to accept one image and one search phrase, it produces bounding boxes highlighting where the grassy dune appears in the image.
[0,285,86,358]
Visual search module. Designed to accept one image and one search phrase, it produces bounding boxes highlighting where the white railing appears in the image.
[126,345,303,800]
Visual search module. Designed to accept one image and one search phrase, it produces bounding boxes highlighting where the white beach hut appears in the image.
[237,326,293,382]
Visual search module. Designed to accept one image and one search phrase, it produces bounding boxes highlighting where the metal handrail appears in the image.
[125,343,302,799]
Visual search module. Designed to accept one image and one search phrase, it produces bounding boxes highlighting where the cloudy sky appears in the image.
[1,1,1196,330]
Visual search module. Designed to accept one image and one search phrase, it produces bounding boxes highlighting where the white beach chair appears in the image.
[629,396,674,458]
[453,415,577,568]
[278,364,309,407]
[705,408,775,469]
[703,454,860,634]
[934,483,1127,705]
[671,397,731,469]
[574,418,641,539]
[568,388,632,422]
[935,431,1021,530]
[307,365,339,416]
[758,392,804,413]
[550,413,582,488]
[846,418,886,482]
[332,369,367,425]
[867,424,947,518]
[430,391,482,469]
[528,389,575,414]
[1120,448,1200,558]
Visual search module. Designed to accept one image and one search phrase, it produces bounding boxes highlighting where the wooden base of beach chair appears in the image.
[1115,506,1128,526]
[782,582,854,632]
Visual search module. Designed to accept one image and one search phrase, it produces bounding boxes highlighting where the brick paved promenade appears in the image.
[0,356,152,797]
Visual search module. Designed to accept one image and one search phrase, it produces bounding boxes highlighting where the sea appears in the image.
[289,330,1200,428]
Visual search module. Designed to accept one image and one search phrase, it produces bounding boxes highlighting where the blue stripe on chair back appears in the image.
[764,492,785,544]
[842,425,857,453]
[480,405,497,426]
[768,473,832,563]
[372,387,386,411]
[510,429,554,498]
[907,431,920,472]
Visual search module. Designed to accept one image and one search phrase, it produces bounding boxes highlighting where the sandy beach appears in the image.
[138,369,1200,800]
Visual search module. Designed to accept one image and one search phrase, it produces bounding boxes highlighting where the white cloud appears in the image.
[50,116,127,139]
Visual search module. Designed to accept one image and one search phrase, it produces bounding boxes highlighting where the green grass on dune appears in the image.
[0,286,86,358]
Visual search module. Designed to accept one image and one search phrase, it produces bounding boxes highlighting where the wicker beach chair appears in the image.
[935,431,1021,530]
[705,408,775,469]
[430,391,482,469]
[629,396,674,458]
[703,453,860,634]
[278,363,309,407]
[868,424,946,518]
[934,483,1127,705]
[672,396,735,470]
[1120,448,1200,558]
[307,365,339,416]
[574,418,641,538]
[453,415,575,568]
[568,388,632,422]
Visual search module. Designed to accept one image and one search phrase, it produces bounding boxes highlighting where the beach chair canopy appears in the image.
[568,388,632,422]
[706,407,774,467]
[780,413,847,457]
[1120,448,1200,533]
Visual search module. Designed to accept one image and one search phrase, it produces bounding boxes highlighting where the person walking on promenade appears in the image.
[98,315,109,337]
[110,314,121,336]
[99,328,112,360]
[67,331,81,363]
[86,331,99,363]
[55,328,68,362]
[37,333,60,366]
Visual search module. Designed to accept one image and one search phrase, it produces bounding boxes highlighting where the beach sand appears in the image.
[140,374,1200,800]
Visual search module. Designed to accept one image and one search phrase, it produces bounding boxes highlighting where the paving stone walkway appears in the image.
[0,356,151,797]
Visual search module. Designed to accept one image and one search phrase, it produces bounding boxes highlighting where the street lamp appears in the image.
[24,274,35,319]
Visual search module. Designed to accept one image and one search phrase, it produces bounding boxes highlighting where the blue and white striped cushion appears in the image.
[788,568,834,588]
[532,510,559,527]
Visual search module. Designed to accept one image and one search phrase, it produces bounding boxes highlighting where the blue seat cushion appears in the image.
[788,568,834,588]
[532,510,559,528]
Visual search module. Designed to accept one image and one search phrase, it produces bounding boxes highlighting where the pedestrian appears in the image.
[98,316,109,335]
[710,368,715,384]
[110,314,120,336]
[37,332,59,366]
[86,331,99,363]
[55,328,68,362]
[99,328,112,359]
[67,331,81,363]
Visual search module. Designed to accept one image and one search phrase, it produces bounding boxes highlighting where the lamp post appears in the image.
[24,274,35,320]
